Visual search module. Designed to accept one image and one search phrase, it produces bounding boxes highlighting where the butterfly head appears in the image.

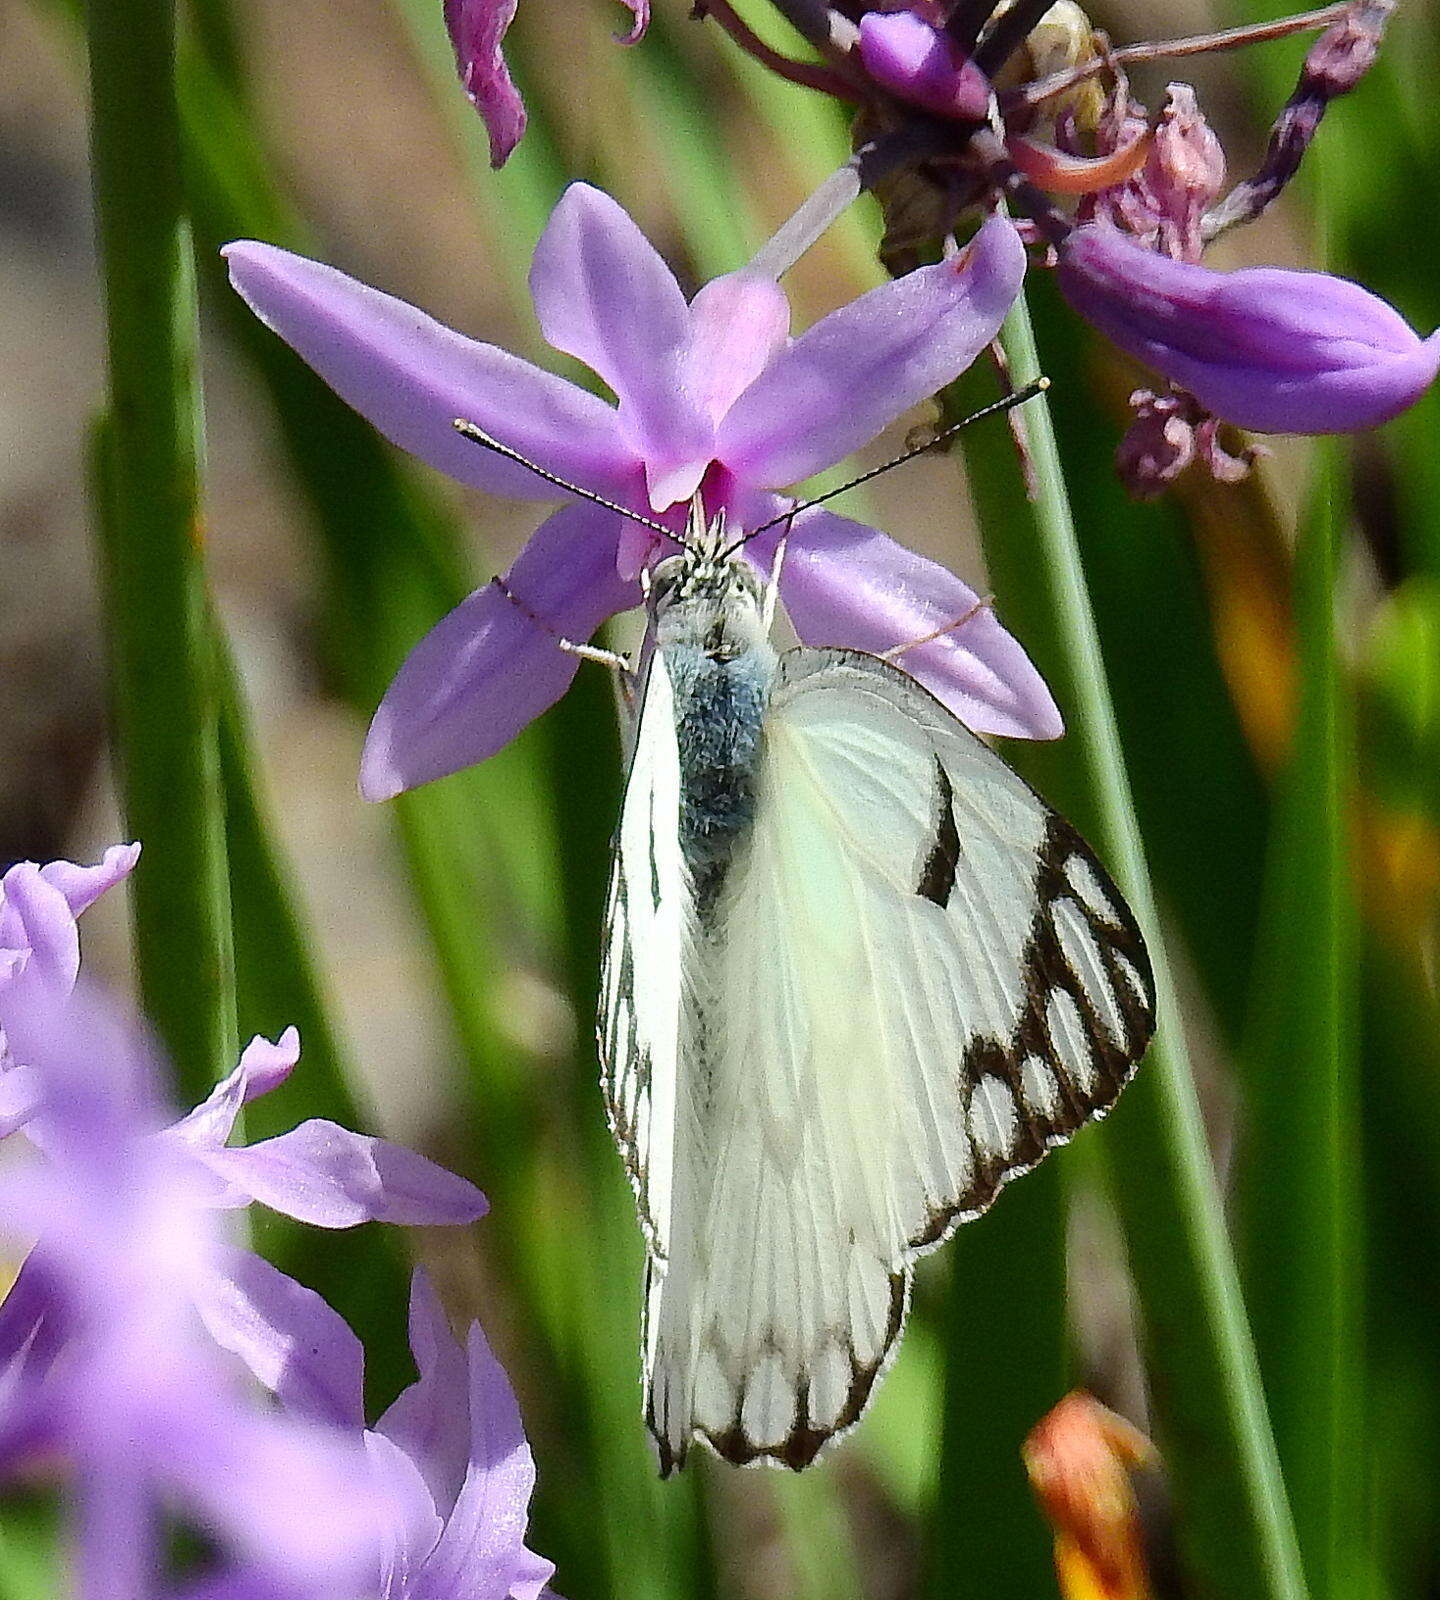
[648,509,770,663]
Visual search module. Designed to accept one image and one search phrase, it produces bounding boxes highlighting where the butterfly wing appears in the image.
[599,651,690,1265]
[638,646,1155,1473]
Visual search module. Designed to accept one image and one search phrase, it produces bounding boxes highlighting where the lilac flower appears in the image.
[0,844,138,1102]
[225,183,1059,798]
[445,0,648,167]
[209,1254,556,1600]
[0,981,389,1600]
[1057,222,1440,435]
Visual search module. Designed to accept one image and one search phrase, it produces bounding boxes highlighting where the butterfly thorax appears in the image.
[649,549,779,904]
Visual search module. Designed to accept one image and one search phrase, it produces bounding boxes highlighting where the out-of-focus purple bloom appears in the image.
[212,1256,555,1600]
[161,1026,489,1230]
[1057,222,1440,434]
[444,0,648,167]
[856,10,990,122]
[0,844,138,1089]
[5,1013,487,1232]
[225,184,1056,797]
[0,982,388,1600]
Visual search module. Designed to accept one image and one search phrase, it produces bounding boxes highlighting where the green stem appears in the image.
[925,1159,1065,1598]
[85,0,234,1095]
[1240,442,1360,1599]
[956,291,1308,1600]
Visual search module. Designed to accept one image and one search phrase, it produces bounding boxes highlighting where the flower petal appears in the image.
[161,1391,385,1592]
[196,1121,489,1228]
[192,1247,366,1431]
[167,1028,302,1150]
[530,184,713,510]
[223,242,634,501]
[406,1321,550,1600]
[444,0,526,168]
[747,506,1063,740]
[360,502,640,799]
[0,1064,40,1138]
[376,1272,472,1514]
[36,843,140,920]
[368,1430,446,1599]
[0,865,80,998]
[717,214,1027,486]
[680,271,791,425]
[1057,223,1440,432]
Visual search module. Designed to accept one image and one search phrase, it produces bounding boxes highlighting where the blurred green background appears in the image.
[2,0,1439,1596]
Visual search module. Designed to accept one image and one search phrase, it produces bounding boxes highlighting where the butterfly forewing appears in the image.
[600,639,1155,1477]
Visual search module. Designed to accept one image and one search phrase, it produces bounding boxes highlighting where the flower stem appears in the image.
[84,0,235,1095]
[956,288,1309,1600]
[1239,440,1360,1600]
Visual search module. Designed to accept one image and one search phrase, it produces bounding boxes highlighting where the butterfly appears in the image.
[597,509,1156,1476]
[452,400,1156,1476]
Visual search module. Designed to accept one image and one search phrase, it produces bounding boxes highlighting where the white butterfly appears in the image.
[598,508,1156,1476]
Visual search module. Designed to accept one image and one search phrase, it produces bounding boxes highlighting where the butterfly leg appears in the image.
[491,575,639,696]
[881,595,994,661]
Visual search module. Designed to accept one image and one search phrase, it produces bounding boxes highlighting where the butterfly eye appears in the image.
[649,557,686,610]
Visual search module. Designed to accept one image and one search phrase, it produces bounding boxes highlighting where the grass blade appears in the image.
[1239,440,1361,1599]
[953,287,1308,1600]
[84,0,234,1096]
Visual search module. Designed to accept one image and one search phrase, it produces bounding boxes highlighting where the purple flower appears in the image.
[209,1256,556,1600]
[1057,222,1440,434]
[225,184,1058,798]
[445,0,648,167]
[0,982,390,1600]
[0,844,138,1107]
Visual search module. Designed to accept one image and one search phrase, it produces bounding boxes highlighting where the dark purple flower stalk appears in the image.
[226,182,1062,798]
[708,0,1429,478]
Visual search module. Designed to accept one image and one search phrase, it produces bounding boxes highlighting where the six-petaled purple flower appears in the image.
[225,182,1061,799]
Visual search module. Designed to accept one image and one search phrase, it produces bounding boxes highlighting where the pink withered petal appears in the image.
[444,0,526,168]
[197,1120,489,1229]
[746,505,1063,740]
[223,241,636,501]
[531,183,712,509]
[717,214,1026,486]
[1058,222,1440,432]
[857,9,991,122]
[360,502,641,801]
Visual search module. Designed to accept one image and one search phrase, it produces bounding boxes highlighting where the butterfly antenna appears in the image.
[453,419,685,547]
[736,376,1051,545]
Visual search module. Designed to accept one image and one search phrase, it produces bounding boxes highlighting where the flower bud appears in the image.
[1058,222,1440,433]
[1025,1392,1156,1600]
[857,10,992,123]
